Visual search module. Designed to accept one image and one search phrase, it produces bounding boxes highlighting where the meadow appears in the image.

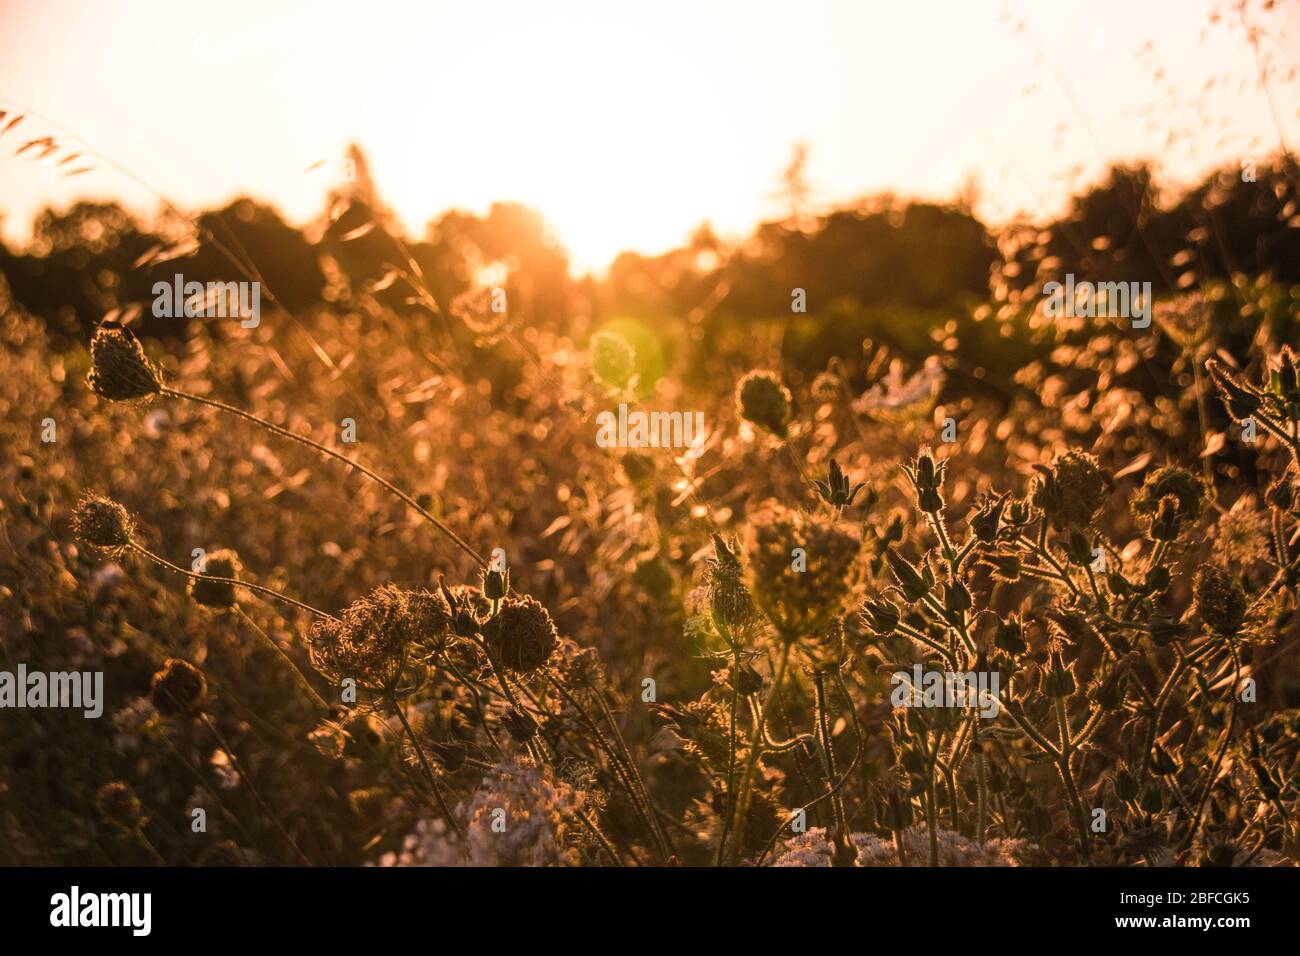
[1,125,1298,867]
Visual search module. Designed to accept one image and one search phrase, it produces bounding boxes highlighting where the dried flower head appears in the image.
[188,548,242,609]
[705,533,755,635]
[86,321,162,401]
[1033,449,1108,530]
[736,369,792,438]
[1192,564,1247,638]
[150,658,207,716]
[1213,496,1270,568]
[308,585,450,689]
[744,500,859,638]
[95,781,145,830]
[71,492,134,553]
[486,595,559,673]
[1131,465,1207,532]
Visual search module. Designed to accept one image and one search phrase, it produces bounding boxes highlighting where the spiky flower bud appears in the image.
[969,493,1009,544]
[481,565,510,602]
[813,458,867,510]
[1090,663,1128,712]
[858,596,901,637]
[188,548,241,609]
[1149,495,1183,542]
[86,321,162,401]
[1206,359,1263,420]
[150,658,207,716]
[486,595,559,673]
[96,781,145,830]
[885,548,935,604]
[1192,564,1246,637]
[71,493,134,553]
[736,370,792,438]
[1114,766,1139,802]
[903,447,947,513]
[994,614,1027,656]
[1039,641,1076,698]
[706,533,755,634]
[1063,528,1094,566]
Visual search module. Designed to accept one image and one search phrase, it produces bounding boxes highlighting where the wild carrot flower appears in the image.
[95,781,145,830]
[188,548,242,609]
[744,500,858,637]
[736,370,792,438]
[1192,564,1247,638]
[85,321,162,401]
[1032,449,1108,530]
[70,493,134,553]
[308,585,450,690]
[485,595,559,674]
[150,659,208,716]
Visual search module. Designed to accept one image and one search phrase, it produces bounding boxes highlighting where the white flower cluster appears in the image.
[774,826,1037,867]
[378,758,587,867]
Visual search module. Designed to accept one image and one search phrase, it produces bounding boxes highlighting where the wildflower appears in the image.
[903,447,947,513]
[1131,465,1206,532]
[188,548,242,609]
[485,595,559,673]
[736,370,792,438]
[309,585,450,690]
[1039,641,1076,698]
[480,564,510,602]
[95,781,145,831]
[86,321,162,401]
[1032,450,1108,530]
[70,493,134,553]
[705,534,753,628]
[744,500,859,637]
[969,492,1010,544]
[1212,496,1270,568]
[464,759,586,866]
[589,330,636,392]
[1192,564,1246,638]
[1206,359,1263,420]
[994,614,1027,656]
[150,659,207,716]
[885,548,935,603]
[858,596,901,637]
[813,458,867,510]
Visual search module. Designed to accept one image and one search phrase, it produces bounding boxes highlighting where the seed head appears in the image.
[86,321,162,401]
[96,781,145,830]
[736,370,792,438]
[1192,564,1246,637]
[486,595,559,673]
[1131,465,1206,533]
[150,658,207,716]
[706,533,756,634]
[188,548,242,609]
[308,585,451,689]
[744,500,859,638]
[71,493,134,553]
[1032,450,1108,530]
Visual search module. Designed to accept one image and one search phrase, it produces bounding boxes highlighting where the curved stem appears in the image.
[388,693,464,839]
[233,605,328,710]
[161,387,485,568]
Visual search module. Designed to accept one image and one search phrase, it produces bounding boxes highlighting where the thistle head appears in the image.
[736,369,792,438]
[188,549,242,609]
[71,493,134,553]
[1205,358,1263,420]
[150,658,208,716]
[86,321,162,402]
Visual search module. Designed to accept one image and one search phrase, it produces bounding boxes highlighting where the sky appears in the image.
[0,0,1297,272]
